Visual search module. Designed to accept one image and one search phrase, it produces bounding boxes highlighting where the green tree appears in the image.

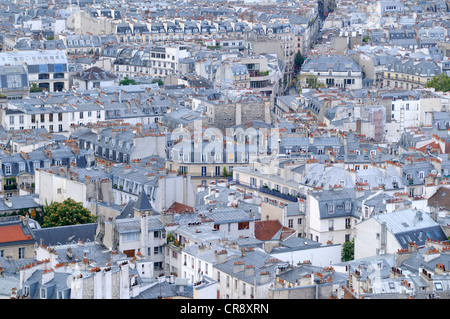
[30,82,43,92]
[294,52,305,72]
[151,78,164,86]
[223,167,232,178]
[42,198,97,228]
[119,76,137,86]
[425,74,450,92]
[341,238,355,262]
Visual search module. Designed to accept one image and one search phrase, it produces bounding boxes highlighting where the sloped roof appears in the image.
[428,187,450,210]
[0,224,33,243]
[254,220,295,241]
[74,66,118,81]
[167,201,194,214]
[31,223,97,247]
[134,191,153,212]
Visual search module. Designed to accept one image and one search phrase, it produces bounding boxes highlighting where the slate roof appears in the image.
[31,223,97,247]
[310,188,359,219]
[132,280,193,299]
[371,209,447,248]
[73,66,118,81]
[214,248,286,285]
[301,55,362,73]
[134,191,153,212]
[428,187,450,210]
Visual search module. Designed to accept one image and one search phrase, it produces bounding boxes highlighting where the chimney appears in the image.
[140,212,148,256]
[259,271,271,284]
[233,261,245,273]
[197,243,207,254]
[42,268,55,285]
[214,250,228,264]
[414,210,423,224]
[390,266,404,279]
[424,247,440,263]
[244,265,255,277]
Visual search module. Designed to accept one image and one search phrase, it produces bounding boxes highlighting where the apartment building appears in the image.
[300,55,363,90]
[0,50,69,93]
[307,188,359,245]
[113,45,189,80]
[354,208,447,259]
[382,57,441,90]
[96,209,167,277]
[73,123,167,164]
[213,247,284,299]
[0,215,36,260]
[0,65,29,101]
[2,99,106,132]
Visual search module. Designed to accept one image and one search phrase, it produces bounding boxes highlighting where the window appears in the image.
[297,218,302,225]
[9,116,14,125]
[54,64,63,72]
[328,220,334,231]
[18,247,25,259]
[345,202,351,212]
[40,288,46,299]
[328,204,334,214]
[434,282,443,290]
[238,222,249,230]
[345,218,351,229]
[5,165,11,175]
[288,219,293,228]
[122,232,139,242]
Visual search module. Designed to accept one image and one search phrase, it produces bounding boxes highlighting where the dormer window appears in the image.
[5,164,11,175]
[345,202,351,212]
[40,288,47,299]
[328,204,334,214]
